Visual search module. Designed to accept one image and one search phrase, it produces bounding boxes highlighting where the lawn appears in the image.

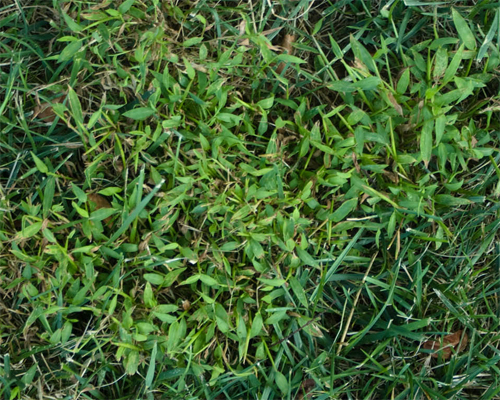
[1,0,500,399]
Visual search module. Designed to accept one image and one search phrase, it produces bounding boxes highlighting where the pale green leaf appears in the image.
[123,107,155,120]
[452,9,476,50]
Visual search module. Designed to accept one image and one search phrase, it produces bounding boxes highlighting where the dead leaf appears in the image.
[191,63,208,73]
[87,193,113,226]
[281,33,295,54]
[382,170,399,184]
[90,0,112,10]
[387,92,403,116]
[177,216,189,235]
[360,193,370,204]
[352,152,361,174]
[238,19,246,36]
[238,28,283,50]
[182,300,191,311]
[276,34,296,74]
[114,159,124,174]
[352,57,369,75]
[471,136,478,148]
[422,330,468,359]
[297,379,316,400]
[303,321,324,338]
[287,311,301,318]
[87,193,111,209]
[33,95,66,123]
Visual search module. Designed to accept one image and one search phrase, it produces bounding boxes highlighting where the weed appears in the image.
[1,1,500,399]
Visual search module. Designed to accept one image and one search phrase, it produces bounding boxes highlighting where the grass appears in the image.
[1,0,500,399]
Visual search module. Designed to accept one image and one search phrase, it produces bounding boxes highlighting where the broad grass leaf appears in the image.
[258,277,286,287]
[310,140,335,155]
[23,306,43,335]
[329,76,381,93]
[289,276,308,308]
[31,152,48,173]
[136,323,158,335]
[452,9,476,50]
[433,47,448,80]
[199,43,208,60]
[331,198,358,222]
[257,96,274,109]
[153,312,176,323]
[183,37,204,47]
[108,295,118,314]
[265,309,288,324]
[143,282,155,307]
[276,54,305,64]
[329,34,343,59]
[296,248,317,267]
[275,371,289,395]
[199,274,219,287]
[387,211,397,238]
[98,187,122,196]
[250,312,263,338]
[167,321,180,352]
[90,208,116,222]
[164,268,187,287]
[144,273,164,285]
[118,0,135,14]
[21,365,37,385]
[435,114,446,145]
[220,241,239,251]
[443,44,464,84]
[150,312,174,328]
[58,40,82,62]
[199,134,210,150]
[43,228,57,243]
[179,274,200,285]
[215,303,230,333]
[123,107,155,120]
[396,68,410,94]
[145,342,157,388]
[183,57,195,80]
[125,350,140,375]
[61,321,72,344]
[72,183,87,202]
[155,305,178,314]
[435,194,472,206]
[420,119,434,167]
[350,34,377,73]
[477,11,498,61]
[250,239,265,259]
[62,11,83,32]
[434,88,469,107]
[68,86,83,124]
[237,315,247,340]
[21,221,43,239]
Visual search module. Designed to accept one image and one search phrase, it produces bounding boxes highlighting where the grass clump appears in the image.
[1,0,500,399]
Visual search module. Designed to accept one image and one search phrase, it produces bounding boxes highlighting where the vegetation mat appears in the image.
[1,0,500,399]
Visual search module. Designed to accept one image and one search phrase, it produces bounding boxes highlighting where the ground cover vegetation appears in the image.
[1,0,500,399]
